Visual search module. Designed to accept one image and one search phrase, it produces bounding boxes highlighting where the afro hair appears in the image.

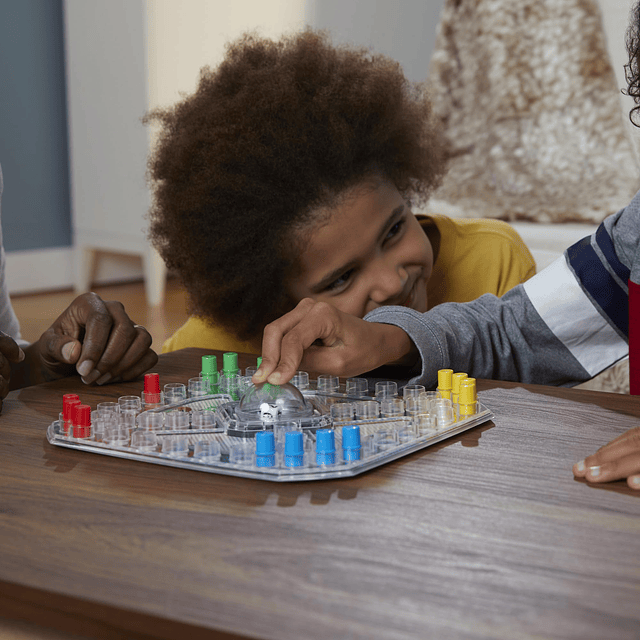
[146,29,448,341]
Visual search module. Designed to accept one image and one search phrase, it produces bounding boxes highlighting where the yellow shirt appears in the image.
[162,216,536,354]
[422,215,536,307]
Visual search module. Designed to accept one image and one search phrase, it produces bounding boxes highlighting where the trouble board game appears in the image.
[46,353,493,482]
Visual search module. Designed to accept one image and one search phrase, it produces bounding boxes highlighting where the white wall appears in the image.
[147,0,309,110]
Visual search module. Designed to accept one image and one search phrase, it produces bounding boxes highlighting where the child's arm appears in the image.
[254,237,627,389]
[364,283,597,389]
[253,298,418,385]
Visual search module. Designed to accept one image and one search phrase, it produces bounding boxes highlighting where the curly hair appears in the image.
[146,29,448,341]
[625,1,640,126]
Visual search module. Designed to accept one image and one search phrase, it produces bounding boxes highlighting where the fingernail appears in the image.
[18,347,25,362]
[96,372,112,386]
[269,372,282,384]
[589,465,601,477]
[61,342,75,363]
[77,360,94,377]
[631,476,640,488]
[253,368,264,381]
[81,369,101,385]
[575,459,585,472]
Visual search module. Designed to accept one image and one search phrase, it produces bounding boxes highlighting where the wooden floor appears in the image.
[10,278,190,354]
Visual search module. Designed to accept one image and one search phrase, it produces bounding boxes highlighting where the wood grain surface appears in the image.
[0,348,639,640]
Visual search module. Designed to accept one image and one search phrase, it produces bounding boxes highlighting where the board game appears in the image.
[46,353,493,482]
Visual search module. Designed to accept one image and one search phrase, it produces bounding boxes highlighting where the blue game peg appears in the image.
[341,425,361,461]
[255,430,276,467]
[315,428,336,465]
[284,431,304,467]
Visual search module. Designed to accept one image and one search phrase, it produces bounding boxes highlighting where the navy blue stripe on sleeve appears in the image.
[595,224,631,286]
[566,235,629,338]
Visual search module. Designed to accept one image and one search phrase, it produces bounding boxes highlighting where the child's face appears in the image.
[288,178,433,317]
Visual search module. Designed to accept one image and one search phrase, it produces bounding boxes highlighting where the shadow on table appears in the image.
[38,417,496,509]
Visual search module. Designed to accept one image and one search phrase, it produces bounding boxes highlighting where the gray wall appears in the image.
[0,0,71,252]
[310,0,445,83]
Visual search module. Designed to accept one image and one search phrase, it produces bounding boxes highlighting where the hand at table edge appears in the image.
[9,292,158,390]
[573,425,640,490]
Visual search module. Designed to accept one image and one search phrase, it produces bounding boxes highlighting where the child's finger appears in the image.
[573,451,640,482]
[265,303,339,384]
[573,426,640,479]
[265,340,307,385]
[587,429,640,467]
[628,475,640,490]
[255,299,315,382]
[582,452,640,484]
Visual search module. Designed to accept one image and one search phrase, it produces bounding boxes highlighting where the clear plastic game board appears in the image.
[46,354,493,482]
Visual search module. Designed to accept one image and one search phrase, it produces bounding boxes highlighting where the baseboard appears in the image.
[5,247,144,294]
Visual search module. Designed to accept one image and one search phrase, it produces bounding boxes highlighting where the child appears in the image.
[146,30,535,356]
[255,4,640,490]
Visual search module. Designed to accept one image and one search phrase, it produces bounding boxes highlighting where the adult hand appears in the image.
[16,292,158,388]
[252,298,416,386]
[0,330,25,413]
[573,426,640,490]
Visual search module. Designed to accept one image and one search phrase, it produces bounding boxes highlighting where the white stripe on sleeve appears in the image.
[522,256,628,377]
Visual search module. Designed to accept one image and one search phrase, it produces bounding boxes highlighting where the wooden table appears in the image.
[1,348,639,640]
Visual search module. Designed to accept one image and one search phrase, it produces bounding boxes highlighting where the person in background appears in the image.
[146,30,535,357]
[0,165,157,413]
[254,3,640,490]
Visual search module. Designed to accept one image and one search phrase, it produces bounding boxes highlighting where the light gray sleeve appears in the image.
[0,165,28,346]
[364,288,591,389]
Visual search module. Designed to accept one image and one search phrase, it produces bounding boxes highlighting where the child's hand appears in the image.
[21,292,158,388]
[252,298,416,385]
[573,426,640,490]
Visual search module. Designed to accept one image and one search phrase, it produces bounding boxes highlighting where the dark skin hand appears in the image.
[0,292,158,413]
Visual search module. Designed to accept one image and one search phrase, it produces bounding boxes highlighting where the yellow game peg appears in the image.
[458,377,477,417]
[437,369,453,400]
[451,372,468,405]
